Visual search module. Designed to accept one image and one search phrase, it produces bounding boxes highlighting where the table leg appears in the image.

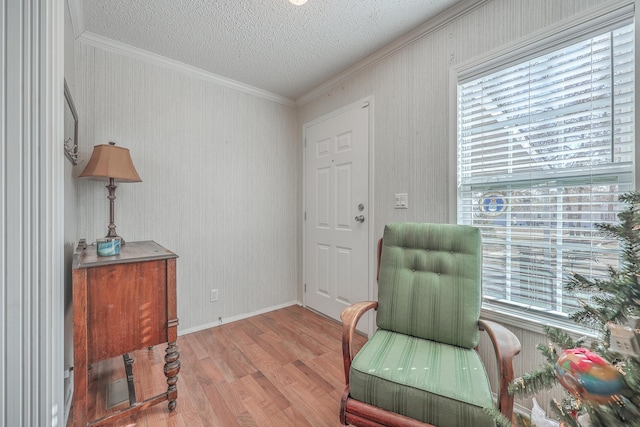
[123,353,137,405]
[164,341,180,411]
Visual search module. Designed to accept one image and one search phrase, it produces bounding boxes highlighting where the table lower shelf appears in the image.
[74,344,179,427]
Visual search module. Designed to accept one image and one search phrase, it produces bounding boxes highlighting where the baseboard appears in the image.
[64,368,74,427]
[514,401,531,420]
[178,300,301,336]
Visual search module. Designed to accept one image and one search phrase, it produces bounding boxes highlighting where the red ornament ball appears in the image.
[555,348,624,403]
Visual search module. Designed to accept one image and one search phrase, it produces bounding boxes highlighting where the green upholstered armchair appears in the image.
[340,223,521,427]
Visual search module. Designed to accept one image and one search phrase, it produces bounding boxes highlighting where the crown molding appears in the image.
[78,32,296,107]
[67,0,85,38]
[295,0,489,106]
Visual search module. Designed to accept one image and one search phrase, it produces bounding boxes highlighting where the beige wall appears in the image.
[75,44,299,332]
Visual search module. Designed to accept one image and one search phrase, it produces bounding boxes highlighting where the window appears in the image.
[456,18,634,322]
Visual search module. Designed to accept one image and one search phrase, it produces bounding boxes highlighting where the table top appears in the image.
[73,240,178,269]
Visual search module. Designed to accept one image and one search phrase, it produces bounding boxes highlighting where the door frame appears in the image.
[302,96,376,335]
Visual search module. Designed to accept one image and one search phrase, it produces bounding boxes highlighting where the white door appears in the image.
[304,102,370,325]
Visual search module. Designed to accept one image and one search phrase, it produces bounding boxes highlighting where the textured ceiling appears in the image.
[81,0,463,100]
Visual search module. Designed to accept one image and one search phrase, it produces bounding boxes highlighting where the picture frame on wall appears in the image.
[64,79,79,165]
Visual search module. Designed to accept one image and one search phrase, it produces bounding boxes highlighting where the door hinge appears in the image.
[304,283,307,292]
[362,102,369,108]
[304,211,306,220]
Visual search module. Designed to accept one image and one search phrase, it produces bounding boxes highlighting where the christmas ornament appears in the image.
[554,348,624,403]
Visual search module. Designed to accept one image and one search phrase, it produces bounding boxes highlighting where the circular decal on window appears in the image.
[479,192,507,216]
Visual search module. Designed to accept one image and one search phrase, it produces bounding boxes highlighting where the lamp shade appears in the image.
[79,142,142,182]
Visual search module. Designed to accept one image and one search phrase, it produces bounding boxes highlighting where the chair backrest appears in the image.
[376,223,482,349]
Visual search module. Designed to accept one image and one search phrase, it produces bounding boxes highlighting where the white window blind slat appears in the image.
[457,21,634,318]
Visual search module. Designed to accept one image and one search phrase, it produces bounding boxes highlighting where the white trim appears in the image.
[46,0,66,425]
[0,0,6,420]
[366,97,376,336]
[301,96,375,334]
[295,0,489,106]
[636,6,640,191]
[66,0,84,38]
[2,0,65,425]
[78,31,296,107]
[451,0,636,333]
[302,96,374,128]
[481,306,598,341]
[178,300,300,336]
[448,65,459,225]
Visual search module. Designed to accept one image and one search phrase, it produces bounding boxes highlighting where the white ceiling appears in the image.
[78,0,464,100]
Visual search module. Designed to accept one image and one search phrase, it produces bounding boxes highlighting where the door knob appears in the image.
[355,215,365,223]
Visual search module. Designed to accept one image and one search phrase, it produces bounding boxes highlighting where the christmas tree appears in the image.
[489,192,640,427]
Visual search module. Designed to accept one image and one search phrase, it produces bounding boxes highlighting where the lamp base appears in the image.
[105,232,125,246]
[106,178,126,245]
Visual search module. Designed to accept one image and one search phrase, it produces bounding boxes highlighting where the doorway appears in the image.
[303,99,372,330]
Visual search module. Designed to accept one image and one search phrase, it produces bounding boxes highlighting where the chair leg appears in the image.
[340,387,350,425]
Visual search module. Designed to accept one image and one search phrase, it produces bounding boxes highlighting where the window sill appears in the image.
[480,303,598,341]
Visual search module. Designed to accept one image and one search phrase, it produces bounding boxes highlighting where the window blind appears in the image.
[457,22,634,318]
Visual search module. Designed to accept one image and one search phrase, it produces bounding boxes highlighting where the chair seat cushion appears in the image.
[349,329,495,427]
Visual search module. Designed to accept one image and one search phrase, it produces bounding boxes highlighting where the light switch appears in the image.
[395,193,408,209]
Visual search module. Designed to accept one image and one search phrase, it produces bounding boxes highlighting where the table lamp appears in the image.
[79,141,142,245]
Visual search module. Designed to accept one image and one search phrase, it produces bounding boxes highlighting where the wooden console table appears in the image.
[72,240,179,426]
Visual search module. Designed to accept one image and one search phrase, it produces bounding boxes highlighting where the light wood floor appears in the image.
[77,304,367,427]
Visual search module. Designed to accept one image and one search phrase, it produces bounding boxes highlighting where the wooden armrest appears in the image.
[341,301,378,385]
[478,319,522,421]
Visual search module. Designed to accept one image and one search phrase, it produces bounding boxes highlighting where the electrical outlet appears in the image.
[609,322,640,356]
[210,289,219,302]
